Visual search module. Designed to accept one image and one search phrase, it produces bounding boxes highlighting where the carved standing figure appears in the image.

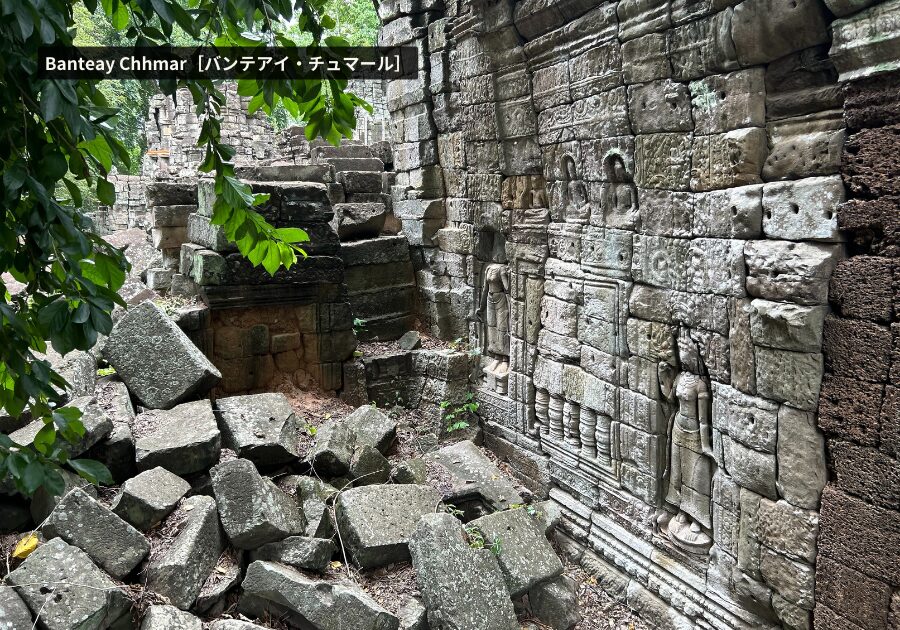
[476,262,510,394]
[655,327,715,555]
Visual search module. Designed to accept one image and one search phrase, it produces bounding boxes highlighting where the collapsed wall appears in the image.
[377,0,900,628]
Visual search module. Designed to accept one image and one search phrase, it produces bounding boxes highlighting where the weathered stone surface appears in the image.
[336,484,441,568]
[215,393,301,466]
[343,405,398,454]
[141,605,202,630]
[755,347,823,411]
[29,469,97,524]
[750,299,828,353]
[830,0,900,82]
[135,399,221,475]
[732,0,829,66]
[757,499,819,564]
[146,495,224,610]
[44,487,149,579]
[760,547,815,610]
[211,458,305,549]
[391,458,427,484]
[239,560,399,629]
[307,419,354,477]
[350,444,392,486]
[6,538,131,630]
[744,241,841,306]
[335,203,388,240]
[424,440,522,511]
[409,513,518,630]
[102,301,221,408]
[210,621,271,630]
[397,596,427,630]
[295,476,338,539]
[111,466,191,531]
[11,397,112,459]
[762,177,844,242]
[470,508,563,596]
[0,586,33,629]
[250,535,336,573]
[529,575,581,630]
[777,406,827,510]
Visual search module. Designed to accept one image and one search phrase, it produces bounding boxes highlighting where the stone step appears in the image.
[311,144,374,160]
[324,157,385,172]
[234,164,331,183]
[333,202,388,241]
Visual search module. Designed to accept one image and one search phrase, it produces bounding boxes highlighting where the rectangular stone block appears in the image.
[692,184,763,238]
[744,240,841,306]
[712,383,778,453]
[627,80,693,134]
[749,299,828,353]
[635,133,693,191]
[823,316,892,383]
[690,127,767,191]
[621,33,671,84]
[690,68,766,135]
[569,41,623,99]
[755,347,823,411]
[762,176,844,241]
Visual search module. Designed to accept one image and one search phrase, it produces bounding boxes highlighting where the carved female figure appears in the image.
[476,262,510,393]
[655,328,715,555]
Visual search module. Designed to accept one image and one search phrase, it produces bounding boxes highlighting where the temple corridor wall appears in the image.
[378,0,900,628]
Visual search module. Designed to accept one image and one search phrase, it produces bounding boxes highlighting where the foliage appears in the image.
[352,317,367,335]
[0,0,369,496]
[464,526,502,556]
[441,392,479,433]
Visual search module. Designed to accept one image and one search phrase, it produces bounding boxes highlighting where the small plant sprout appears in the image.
[96,366,116,377]
[444,504,465,518]
[442,392,480,433]
[353,318,368,335]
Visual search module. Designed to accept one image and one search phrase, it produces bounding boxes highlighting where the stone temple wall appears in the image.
[376,0,900,628]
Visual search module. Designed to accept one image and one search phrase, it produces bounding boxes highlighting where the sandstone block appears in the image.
[111,466,191,531]
[135,400,221,475]
[102,301,221,409]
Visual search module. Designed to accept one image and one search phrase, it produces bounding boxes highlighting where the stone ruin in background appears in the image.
[99,1,900,627]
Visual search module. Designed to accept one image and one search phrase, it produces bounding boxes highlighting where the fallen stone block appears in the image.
[307,420,355,477]
[250,535,336,573]
[397,596,427,630]
[336,484,442,569]
[350,444,391,486]
[134,399,221,476]
[10,396,112,459]
[102,301,221,409]
[146,495,224,610]
[424,440,522,513]
[43,487,150,579]
[409,513,518,630]
[141,605,202,630]
[529,575,581,630]
[295,476,337,538]
[343,405,398,454]
[390,458,427,484]
[111,466,191,531]
[6,538,132,630]
[211,458,305,549]
[30,469,97,524]
[210,621,272,630]
[193,548,243,616]
[334,202,388,240]
[0,586,33,629]
[239,560,399,630]
[470,508,564,596]
[215,392,301,466]
[87,379,137,482]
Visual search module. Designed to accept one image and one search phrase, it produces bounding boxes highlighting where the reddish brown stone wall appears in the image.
[814,71,900,630]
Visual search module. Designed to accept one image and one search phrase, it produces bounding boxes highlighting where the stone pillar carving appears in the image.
[595,413,612,467]
[580,408,597,459]
[477,262,511,395]
[655,328,715,555]
[535,388,549,435]
[548,394,564,439]
[564,400,581,448]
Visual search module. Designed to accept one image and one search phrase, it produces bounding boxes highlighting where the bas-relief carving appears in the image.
[599,153,638,230]
[558,155,591,224]
[476,237,511,395]
[654,328,716,556]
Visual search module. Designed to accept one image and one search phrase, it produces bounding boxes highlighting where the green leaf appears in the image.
[80,136,113,173]
[23,461,45,495]
[96,178,115,205]
[33,422,57,455]
[274,227,309,243]
[69,459,113,485]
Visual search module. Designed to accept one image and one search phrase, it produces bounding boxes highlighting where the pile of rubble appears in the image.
[0,299,578,630]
